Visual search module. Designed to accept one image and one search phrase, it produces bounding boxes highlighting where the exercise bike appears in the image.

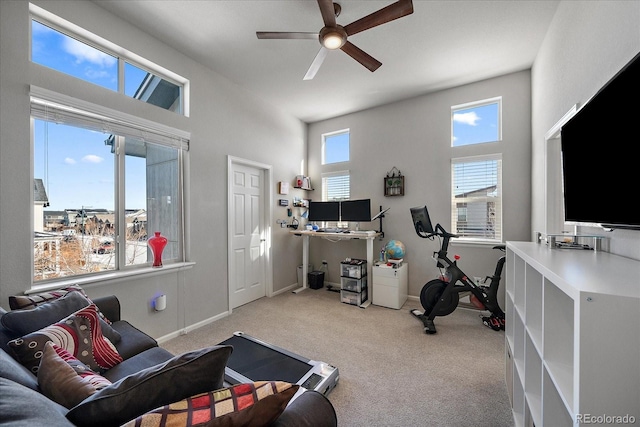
[409,205,505,335]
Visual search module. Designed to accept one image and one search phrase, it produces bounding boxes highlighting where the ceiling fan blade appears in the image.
[257,32,318,40]
[304,47,329,81]
[340,41,382,72]
[344,0,414,36]
[317,0,336,27]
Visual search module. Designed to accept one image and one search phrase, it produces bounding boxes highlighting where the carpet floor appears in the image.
[161,288,514,426]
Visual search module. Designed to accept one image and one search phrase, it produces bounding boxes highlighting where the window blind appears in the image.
[322,172,350,201]
[30,86,189,150]
[451,156,502,241]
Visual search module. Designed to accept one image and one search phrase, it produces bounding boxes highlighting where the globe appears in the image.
[385,240,406,260]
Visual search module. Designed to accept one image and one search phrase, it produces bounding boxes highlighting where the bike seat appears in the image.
[493,244,506,251]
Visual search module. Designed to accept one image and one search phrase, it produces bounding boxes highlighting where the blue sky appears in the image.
[32,20,148,211]
[452,103,499,146]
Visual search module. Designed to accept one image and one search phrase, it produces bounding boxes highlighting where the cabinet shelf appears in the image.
[505,242,640,426]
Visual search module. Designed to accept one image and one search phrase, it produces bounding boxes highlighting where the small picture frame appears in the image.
[278,181,290,195]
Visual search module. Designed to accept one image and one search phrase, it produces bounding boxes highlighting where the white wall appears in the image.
[307,71,533,298]
[531,0,640,260]
[0,0,307,337]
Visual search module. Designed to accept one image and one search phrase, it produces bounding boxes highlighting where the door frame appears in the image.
[227,155,273,312]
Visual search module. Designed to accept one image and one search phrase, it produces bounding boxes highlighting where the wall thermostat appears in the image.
[279,199,289,206]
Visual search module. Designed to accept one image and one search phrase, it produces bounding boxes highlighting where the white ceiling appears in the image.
[94,0,560,123]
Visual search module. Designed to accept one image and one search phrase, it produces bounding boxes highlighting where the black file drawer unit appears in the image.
[340,259,367,306]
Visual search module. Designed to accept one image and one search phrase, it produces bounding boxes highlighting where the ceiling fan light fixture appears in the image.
[319,26,347,50]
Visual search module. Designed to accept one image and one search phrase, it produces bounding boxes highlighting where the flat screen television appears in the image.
[340,199,372,222]
[560,51,640,230]
[308,201,340,222]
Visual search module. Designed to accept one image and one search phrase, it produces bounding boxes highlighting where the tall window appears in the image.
[29,4,189,283]
[322,130,350,164]
[451,155,502,242]
[32,92,188,282]
[30,6,186,115]
[451,97,501,147]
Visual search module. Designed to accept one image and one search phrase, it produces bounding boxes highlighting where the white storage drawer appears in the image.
[372,263,408,309]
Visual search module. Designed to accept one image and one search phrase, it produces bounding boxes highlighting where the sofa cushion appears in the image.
[66,345,233,427]
[1,291,121,344]
[8,284,86,310]
[8,304,123,374]
[0,348,38,391]
[121,381,299,427]
[102,346,174,383]
[0,377,71,425]
[109,320,157,360]
[38,342,112,409]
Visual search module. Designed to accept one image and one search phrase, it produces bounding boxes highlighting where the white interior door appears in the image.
[229,160,267,308]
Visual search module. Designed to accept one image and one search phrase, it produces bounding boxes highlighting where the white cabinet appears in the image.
[372,263,408,309]
[505,242,640,427]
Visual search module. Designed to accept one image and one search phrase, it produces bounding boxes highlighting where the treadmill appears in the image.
[219,332,339,397]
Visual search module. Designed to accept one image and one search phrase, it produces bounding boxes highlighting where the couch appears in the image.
[0,289,337,426]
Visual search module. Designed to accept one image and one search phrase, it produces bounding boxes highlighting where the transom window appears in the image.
[30,5,187,116]
[322,130,350,164]
[451,155,502,242]
[451,97,501,147]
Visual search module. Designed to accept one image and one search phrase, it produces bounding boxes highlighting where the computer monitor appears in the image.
[308,201,340,222]
[340,199,372,222]
[410,206,435,236]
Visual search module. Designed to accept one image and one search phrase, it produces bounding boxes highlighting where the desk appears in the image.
[290,230,381,308]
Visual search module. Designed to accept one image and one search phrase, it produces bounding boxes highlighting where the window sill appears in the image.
[27,261,196,294]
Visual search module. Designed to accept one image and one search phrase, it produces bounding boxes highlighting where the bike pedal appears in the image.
[482,316,501,331]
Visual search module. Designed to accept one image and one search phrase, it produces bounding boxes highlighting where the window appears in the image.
[451,97,501,147]
[29,6,189,283]
[30,6,186,115]
[451,155,502,242]
[320,171,350,228]
[31,91,188,282]
[322,172,350,202]
[322,130,349,164]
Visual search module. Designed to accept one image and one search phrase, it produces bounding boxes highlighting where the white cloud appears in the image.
[63,38,116,68]
[64,157,77,165]
[82,155,104,164]
[453,111,481,126]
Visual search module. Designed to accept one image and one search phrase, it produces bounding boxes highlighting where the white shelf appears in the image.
[505,242,640,427]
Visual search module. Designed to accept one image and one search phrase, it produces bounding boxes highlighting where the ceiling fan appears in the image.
[257,0,414,80]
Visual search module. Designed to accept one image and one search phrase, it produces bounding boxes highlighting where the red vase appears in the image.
[148,231,167,268]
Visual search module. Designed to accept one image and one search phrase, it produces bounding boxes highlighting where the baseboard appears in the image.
[156,310,230,344]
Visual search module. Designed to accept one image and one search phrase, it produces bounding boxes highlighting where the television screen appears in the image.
[308,201,340,222]
[340,199,371,222]
[560,51,640,229]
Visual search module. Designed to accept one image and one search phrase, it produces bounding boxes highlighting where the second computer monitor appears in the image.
[340,199,372,222]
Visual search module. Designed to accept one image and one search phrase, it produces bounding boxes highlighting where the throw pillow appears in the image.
[8,284,87,310]
[1,291,120,344]
[121,381,299,427]
[38,342,113,409]
[67,345,233,427]
[8,303,123,374]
